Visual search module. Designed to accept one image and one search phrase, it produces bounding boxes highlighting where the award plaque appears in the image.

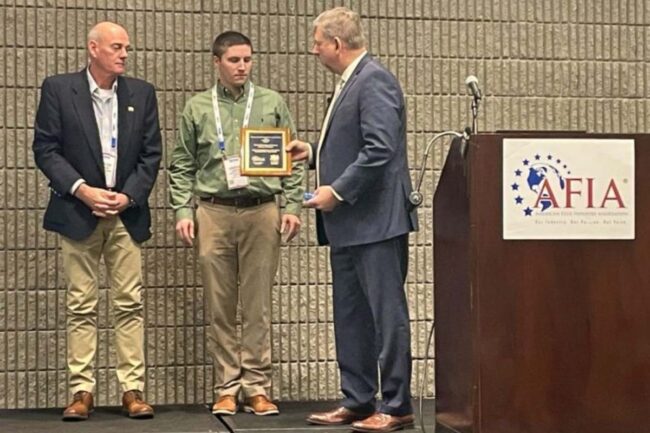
[240,127,292,176]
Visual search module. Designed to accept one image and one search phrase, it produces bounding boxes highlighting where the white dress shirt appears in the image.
[70,69,119,193]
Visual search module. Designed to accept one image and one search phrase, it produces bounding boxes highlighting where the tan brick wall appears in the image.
[0,0,647,408]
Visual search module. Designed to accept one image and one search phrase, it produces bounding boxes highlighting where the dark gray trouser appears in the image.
[330,234,413,416]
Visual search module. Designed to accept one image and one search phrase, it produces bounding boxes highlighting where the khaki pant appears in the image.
[196,200,280,399]
[61,217,145,394]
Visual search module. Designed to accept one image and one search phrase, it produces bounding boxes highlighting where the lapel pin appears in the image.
[127,106,134,112]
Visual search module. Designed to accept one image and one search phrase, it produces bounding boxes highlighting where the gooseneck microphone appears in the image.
[409,77,482,208]
[409,128,471,207]
[465,75,482,100]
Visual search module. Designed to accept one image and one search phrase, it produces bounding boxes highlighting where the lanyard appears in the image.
[99,88,118,187]
[110,93,118,149]
[211,83,255,152]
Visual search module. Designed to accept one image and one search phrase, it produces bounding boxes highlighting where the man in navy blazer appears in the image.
[33,22,161,420]
[289,7,418,433]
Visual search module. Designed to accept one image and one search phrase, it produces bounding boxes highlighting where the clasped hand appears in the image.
[75,184,130,218]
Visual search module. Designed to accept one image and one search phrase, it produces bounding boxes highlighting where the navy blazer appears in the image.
[33,70,162,243]
[312,54,418,247]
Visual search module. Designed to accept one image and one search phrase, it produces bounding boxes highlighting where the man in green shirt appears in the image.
[168,31,304,416]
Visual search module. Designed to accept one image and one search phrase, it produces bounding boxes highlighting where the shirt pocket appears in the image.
[256,110,280,127]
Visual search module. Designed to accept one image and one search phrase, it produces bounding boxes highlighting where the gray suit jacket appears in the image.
[33,70,162,242]
[311,54,418,247]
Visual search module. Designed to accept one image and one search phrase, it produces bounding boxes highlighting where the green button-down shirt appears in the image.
[169,81,305,222]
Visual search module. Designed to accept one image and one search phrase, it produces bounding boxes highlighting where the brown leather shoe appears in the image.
[243,395,279,416]
[62,391,94,421]
[212,395,238,415]
[351,412,415,432]
[306,406,374,425]
[122,390,154,419]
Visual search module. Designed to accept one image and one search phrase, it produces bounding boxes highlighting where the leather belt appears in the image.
[200,195,275,208]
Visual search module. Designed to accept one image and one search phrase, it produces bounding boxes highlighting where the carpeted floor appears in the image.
[0,404,216,433]
[0,400,446,433]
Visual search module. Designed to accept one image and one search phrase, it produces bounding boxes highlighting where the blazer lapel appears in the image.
[116,76,134,186]
[321,54,371,142]
[330,54,370,117]
[71,70,104,172]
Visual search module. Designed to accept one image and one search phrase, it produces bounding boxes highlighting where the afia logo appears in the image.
[509,153,627,216]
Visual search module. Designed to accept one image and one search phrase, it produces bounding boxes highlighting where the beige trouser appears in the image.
[196,200,280,399]
[60,217,145,395]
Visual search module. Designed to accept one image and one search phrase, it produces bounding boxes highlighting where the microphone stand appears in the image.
[411,128,469,433]
[471,96,480,134]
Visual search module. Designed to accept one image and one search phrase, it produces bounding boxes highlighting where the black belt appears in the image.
[200,195,275,208]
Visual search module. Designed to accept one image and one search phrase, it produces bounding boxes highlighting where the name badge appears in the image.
[103,152,117,188]
[223,156,249,190]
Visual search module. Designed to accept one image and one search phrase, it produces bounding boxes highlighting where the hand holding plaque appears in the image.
[240,127,292,176]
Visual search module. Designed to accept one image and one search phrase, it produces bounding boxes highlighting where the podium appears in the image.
[433,133,650,433]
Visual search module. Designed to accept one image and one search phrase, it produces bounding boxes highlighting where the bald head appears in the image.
[87,21,130,88]
[87,21,127,45]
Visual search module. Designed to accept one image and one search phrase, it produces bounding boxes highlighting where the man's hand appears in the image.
[75,183,128,217]
[286,140,311,161]
[303,186,341,212]
[111,193,131,213]
[280,214,301,243]
[175,218,195,247]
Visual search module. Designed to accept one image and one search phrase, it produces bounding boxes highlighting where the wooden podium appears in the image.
[433,133,650,433]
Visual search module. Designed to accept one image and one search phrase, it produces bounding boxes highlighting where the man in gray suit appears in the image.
[288,7,418,433]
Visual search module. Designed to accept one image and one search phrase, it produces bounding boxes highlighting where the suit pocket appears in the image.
[44,194,81,224]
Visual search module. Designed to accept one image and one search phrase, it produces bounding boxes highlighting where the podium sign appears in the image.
[503,138,635,240]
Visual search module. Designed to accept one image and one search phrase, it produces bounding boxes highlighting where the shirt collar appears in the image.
[87,67,118,95]
[217,80,251,101]
[340,50,367,85]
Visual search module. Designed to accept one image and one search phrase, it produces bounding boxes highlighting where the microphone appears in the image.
[465,75,482,100]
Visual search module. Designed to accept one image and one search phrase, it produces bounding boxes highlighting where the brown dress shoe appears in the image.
[306,406,374,425]
[351,412,415,432]
[122,390,154,419]
[243,395,279,416]
[212,395,238,415]
[62,391,94,421]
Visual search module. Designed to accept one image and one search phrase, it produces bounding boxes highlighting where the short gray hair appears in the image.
[313,7,366,50]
